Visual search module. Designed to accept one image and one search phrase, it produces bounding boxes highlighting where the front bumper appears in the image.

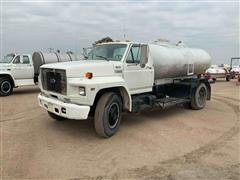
[208,73,227,79]
[38,94,90,120]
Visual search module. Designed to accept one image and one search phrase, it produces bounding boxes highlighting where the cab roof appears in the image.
[95,41,144,45]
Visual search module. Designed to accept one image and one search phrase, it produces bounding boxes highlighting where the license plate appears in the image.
[48,102,53,110]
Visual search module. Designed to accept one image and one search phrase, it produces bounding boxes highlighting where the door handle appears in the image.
[127,63,138,67]
[146,66,152,69]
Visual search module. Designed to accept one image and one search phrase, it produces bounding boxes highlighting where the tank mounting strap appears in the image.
[39,52,45,64]
[55,52,60,62]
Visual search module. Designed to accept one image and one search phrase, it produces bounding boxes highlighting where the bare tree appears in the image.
[94,37,113,45]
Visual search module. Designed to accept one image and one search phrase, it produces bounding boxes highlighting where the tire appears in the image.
[190,83,208,110]
[94,92,122,138]
[0,78,13,96]
[226,75,230,81]
[48,111,66,121]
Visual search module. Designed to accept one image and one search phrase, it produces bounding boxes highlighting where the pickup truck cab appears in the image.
[0,52,81,96]
[0,53,35,96]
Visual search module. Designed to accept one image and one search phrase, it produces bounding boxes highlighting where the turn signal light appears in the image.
[85,72,93,79]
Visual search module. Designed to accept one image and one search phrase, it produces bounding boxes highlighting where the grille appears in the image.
[41,68,67,95]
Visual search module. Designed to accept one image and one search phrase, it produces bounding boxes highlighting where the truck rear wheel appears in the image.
[0,78,13,96]
[48,111,66,121]
[190,83,207,110]
[226,75,230,81]
[94,92,122,138]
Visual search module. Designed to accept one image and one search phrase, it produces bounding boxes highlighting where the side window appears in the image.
[23,56,30,64]
[13,56,21,64]
[126,45,141,63]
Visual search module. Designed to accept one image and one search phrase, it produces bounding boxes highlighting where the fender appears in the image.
[68,76,132,111]
[0,71,16,87]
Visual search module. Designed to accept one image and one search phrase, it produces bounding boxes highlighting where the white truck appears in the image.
[38,41,212,138]
[0,52,81,96]
[230,57,240,79]
[205,65,230,82]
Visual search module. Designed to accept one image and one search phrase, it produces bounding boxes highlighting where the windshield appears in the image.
[0,54,15,63]
[86,44,127,61]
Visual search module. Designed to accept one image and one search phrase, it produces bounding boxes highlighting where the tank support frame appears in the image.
[132,78,211,113]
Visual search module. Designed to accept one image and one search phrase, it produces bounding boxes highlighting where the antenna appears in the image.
[122,25,126,40]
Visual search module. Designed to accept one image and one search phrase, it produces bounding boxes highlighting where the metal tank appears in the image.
[148,43,211,80]
[32,52,82,76]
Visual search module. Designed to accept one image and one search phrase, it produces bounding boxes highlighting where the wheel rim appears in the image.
[1,81,11,94]
[108,103,120,129]
[197,87,206,106]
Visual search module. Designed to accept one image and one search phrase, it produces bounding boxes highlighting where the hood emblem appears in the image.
[50,78,56,84]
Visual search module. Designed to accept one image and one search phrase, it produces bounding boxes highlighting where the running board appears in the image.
[154,97,190,109]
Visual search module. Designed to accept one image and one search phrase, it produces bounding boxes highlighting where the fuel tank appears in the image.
[148,43,211,80]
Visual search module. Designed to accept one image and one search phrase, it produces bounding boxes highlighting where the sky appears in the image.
[0,0,239,64]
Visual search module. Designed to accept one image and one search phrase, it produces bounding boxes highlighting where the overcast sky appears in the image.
[1,0,239,64]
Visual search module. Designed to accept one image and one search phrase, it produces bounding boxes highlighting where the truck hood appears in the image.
[41,60,123,78]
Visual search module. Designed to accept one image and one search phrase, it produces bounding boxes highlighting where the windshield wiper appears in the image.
[95,55,109,61]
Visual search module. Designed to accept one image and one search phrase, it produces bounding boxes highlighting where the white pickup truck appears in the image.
[0,52,81,96]
[0,53,35,96]
[38,41,212,138]
[205,65,230,82]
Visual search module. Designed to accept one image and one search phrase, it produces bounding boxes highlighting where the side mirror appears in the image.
[82,47,93,59]
[140,45,148,68]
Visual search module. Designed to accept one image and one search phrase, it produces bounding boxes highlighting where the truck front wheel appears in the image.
[94,92,122,138]
[0,78,13,96]
[190,83,208,110]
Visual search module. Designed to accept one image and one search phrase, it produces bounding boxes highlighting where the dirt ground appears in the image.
[0,79,239,179]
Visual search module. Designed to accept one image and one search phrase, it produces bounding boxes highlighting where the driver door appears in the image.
[11,55,33,79]
[123,44,154,94]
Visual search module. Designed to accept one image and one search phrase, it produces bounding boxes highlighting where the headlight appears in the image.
[41,91,49,97]
[79,87,86,96]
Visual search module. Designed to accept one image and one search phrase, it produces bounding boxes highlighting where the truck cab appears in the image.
[38,41,211,138]
[230,57,240,79]
[0,53,34,96]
